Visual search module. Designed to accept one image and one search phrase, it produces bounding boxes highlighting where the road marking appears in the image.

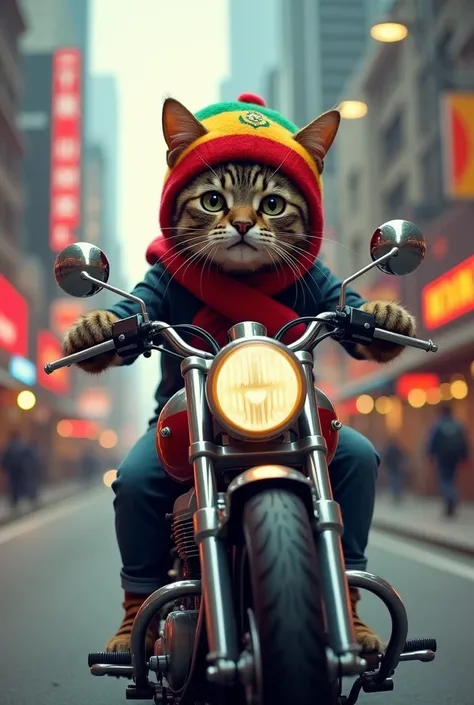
[370,530,474,583]
[0,488,107,546]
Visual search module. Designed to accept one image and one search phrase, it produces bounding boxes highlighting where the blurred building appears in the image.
[219,0,279,102]
[278,0,368,126]
[335,0,474,498]
[12,0,119,477]
[277,0,379,239]
[0,2,37,464]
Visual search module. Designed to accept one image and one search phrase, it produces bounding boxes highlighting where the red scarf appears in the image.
[146,234,321,350]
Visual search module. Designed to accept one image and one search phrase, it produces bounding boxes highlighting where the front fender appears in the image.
[221,465,314,541]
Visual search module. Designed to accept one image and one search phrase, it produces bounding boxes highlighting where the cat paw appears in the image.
[356,300,415,363]
[63,311,120,373]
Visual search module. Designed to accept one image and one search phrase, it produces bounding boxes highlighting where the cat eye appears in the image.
[260,194,286,216]
[200,191,226,212]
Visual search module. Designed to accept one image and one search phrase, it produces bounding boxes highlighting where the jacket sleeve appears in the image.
[306,259,368,360]
[106,263,170,366]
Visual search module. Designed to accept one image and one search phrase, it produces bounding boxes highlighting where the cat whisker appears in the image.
[266,241,319,308]
[150,239,215,296]
[275,230,360,255]
[199,245,220,297]
[277,241,331,293]
[195,150,219,180]
[162,241,216,299]
[267,148,294,182]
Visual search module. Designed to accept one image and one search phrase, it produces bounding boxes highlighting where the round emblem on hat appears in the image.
[239,110,270,129]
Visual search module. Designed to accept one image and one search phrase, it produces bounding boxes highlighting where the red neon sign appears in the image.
[422,255,474,329]
[36,330,70,395]
[0,275,28,357]
[396,374,440,398]
[49,48,82,252]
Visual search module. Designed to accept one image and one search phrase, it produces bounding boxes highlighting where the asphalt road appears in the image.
[0,487,472,705]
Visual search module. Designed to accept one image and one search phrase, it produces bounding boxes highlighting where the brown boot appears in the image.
[105,592,158,653]
[350,587,383,652]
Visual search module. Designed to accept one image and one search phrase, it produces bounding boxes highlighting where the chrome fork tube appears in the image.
[182,357,239,683]
[296,352,362,668]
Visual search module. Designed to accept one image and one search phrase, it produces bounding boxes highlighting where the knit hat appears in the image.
[153,93,340,266]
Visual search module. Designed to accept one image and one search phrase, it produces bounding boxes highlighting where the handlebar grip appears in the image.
[44,339,117,374]
[373,327,438,353]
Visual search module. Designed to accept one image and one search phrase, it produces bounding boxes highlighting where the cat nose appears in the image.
[232,219,254,235]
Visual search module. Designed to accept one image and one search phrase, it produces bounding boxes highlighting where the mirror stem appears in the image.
[338,247,399,308]
[80,271,149,322]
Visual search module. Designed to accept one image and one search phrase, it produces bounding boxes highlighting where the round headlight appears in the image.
[206,340,306,440]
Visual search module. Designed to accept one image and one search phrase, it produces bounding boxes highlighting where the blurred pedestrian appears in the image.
[22,440,43,508]
[381,436,408,502]
[0,431,30,511]
[426,405,469,518]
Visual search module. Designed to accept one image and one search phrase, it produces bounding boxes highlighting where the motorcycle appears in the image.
[45,219,438,705]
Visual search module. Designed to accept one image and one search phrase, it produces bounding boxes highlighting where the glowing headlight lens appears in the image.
[207,341,306,439]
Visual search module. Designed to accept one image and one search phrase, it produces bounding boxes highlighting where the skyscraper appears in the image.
[278,0,369,133]
[219,0,279,102]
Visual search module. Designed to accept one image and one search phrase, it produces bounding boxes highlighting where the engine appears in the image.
[171,489,200,579]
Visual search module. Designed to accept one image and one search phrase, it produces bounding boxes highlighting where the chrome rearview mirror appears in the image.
[370,219,426,275]
[54,242,110,297]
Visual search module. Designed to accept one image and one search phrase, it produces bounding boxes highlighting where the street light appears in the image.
[339,100,368,119]
[370,22,409,43]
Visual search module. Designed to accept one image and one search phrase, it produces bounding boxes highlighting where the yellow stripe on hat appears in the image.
[171,108,321,187]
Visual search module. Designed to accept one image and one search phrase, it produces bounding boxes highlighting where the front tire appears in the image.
[243,489,335,705]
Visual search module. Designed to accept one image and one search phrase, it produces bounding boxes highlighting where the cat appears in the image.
[61,97,418,656]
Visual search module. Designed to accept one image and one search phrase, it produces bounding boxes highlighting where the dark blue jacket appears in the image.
[108,259,366,423]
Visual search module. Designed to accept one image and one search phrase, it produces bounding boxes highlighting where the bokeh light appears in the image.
[407,389,427,408]
[57,419,73,437]
[103,469,117,488]
[375,396,392,414]
[16,390,36,410]
[451,379,468,400]
[356,394,374,414]
[439,382,453,401]
[426,387,442,405]
[99,429,118,449]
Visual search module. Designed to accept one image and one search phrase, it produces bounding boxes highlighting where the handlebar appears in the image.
[43,311,438,375]
[372,327,438,353]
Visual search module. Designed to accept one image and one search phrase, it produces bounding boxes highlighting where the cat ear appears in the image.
[293,109,341,174]
[162,98,208,168]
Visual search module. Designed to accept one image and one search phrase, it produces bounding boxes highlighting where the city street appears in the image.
[0,488,472,705]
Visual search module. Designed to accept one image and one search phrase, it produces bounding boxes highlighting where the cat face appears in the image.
[172,162,309,272]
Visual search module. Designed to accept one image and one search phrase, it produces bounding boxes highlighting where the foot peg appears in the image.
[403,637,437,653]
[89,651,135,678]
[88,651,132,667]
